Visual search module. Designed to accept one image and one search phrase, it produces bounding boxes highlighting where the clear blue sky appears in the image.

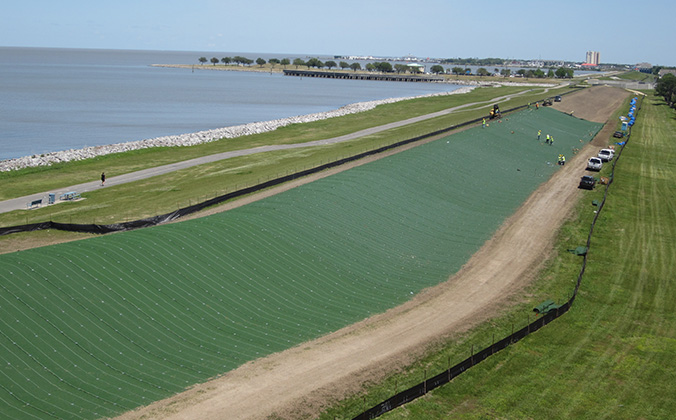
[2,0,674,66]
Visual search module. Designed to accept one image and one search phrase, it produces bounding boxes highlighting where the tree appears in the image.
[555,67,568,78]
[306,57,324,68]
[451,66,464,76]
[547,68,555,78]
[221,57,232,65]
[210,57,219,65]
[533,69,545,78]
[372,62,392,72]
[256,58,266,67]
[430,65,445,74]
[280,58,290,67]
[500,68,511,77]
[365,63,375,72]
[656,73,676,107]
[198,57,207,65]
[394,64,410,73]
[339,61,350,70]
[516,69,526,77]
[325,60,337,70]
[268,58,280,66]
[350,62,361,71]
[293,58,305,68]
[476,67,489,76]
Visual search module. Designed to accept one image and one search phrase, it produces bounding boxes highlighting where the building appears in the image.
[585,51,600,66]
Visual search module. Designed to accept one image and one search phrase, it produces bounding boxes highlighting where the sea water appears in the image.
[0,47,463,161]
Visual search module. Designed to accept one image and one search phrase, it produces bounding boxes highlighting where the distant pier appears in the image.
[283,69,445,83]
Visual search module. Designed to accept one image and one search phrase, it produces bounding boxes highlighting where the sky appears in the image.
[2,0,674,66]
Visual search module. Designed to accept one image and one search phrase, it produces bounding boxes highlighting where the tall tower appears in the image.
[586,51,600,65]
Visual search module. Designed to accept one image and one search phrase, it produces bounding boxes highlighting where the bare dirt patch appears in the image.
[115,86,630,420]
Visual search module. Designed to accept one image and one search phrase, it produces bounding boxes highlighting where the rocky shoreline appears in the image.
[1,88,478,172]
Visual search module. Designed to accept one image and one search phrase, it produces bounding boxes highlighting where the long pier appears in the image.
[283,69,445,83]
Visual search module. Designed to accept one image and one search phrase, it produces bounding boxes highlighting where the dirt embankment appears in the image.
[115,86,629,420]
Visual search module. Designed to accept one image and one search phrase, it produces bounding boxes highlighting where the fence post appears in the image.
[424,369,427,394]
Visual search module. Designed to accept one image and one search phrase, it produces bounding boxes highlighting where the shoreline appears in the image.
[0,74,555,173]
[0,87,475,172]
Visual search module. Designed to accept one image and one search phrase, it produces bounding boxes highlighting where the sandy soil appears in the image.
[110,86,629,420]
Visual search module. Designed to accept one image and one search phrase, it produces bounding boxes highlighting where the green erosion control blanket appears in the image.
[0,108,601,419]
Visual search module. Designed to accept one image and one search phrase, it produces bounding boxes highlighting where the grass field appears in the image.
[320,92,676,419]
[0,85,570,233]
[0,108,601,419]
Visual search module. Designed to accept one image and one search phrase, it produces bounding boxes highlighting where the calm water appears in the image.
[0,47,463,161]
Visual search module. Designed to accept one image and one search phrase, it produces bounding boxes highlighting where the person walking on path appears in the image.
[101,172,106,186]
[537,130,541,141]
[482,118,486,128]
[545,134,550,144]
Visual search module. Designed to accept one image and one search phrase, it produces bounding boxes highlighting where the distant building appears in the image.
[659,69,676,78]
[585,51,600,66]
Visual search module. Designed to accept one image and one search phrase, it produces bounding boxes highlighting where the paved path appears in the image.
[0,89,538,215]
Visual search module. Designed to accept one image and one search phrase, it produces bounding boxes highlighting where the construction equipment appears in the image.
[542,98,553,106]
[489,104,501,119]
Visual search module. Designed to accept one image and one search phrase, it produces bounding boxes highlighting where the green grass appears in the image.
[0,108,601,419]
[318,92,676,420]
[0,85,570,231]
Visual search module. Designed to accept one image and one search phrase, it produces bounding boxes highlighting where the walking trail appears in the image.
[111,86,629,420]
[0,88,540,215]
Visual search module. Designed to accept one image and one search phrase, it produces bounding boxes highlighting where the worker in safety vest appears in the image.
[545,134,550,144]
[537,130,541,141]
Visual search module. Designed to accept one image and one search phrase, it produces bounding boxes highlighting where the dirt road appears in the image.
[115,86,629,420]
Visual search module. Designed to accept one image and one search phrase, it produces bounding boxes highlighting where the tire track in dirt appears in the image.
[115,86,630,420]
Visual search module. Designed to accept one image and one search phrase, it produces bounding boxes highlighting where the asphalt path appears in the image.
[0,89,539,215]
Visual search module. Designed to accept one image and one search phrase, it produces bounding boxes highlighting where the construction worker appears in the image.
[537,130,541,141]
[545,134,550,144]
[482,118,486,128]
[549,136,554,146]
[558,154,566,165]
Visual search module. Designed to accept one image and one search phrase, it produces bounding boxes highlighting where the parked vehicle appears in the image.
[598,148,615,162]
[587,157,603,171]
[554,95,562,102]
[613,131,624,138]
[579,175,596,190]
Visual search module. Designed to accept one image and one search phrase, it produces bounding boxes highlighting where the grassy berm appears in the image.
[349,92,676,419]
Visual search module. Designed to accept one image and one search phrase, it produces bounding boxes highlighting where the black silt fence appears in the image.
[352,93,640,420]
[1,93,568,237]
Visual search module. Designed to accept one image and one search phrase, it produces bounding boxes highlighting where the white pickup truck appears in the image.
[587,157,603,171]
[598,148,615,162]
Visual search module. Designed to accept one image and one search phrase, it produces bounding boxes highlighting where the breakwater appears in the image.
[283,69,445,82]
[0,88,474,172]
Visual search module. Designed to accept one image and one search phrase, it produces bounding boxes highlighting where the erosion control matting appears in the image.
[0,107,601,419]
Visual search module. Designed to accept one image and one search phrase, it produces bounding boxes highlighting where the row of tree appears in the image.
[655,73,676,108]
[197,56,576,78]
